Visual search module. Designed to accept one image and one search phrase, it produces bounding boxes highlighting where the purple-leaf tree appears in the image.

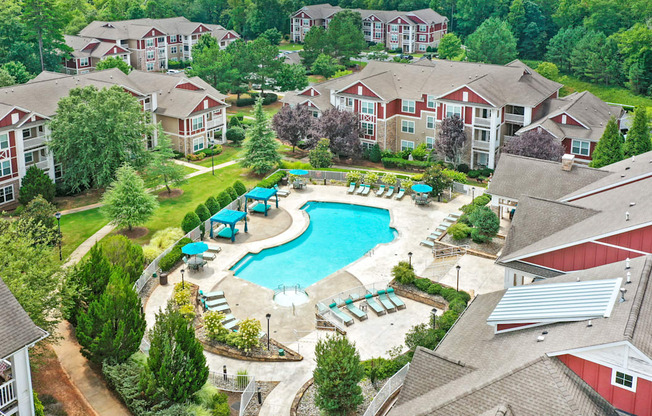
[271,104,314,153]
[312,109,362,158]
[503,129,564,161]
[434,116,467,164]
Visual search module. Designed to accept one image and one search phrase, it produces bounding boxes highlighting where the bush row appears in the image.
[381,158,433,170]
[235,92,278,107]
[158,237,193,272]
[257,170,286,188]
[185,145,223,161]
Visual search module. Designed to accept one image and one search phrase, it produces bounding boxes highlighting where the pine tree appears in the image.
[143,305,208,403]
[101,163,158,231]
[76,269,146,364]
[624,107,651,157]
[241,97,280,175]
[18,165,55,205]
[146,128,187,194]
[309,138,334,168]
[313,334,364,416]
[589,118,624,168]
[21,0,68,71]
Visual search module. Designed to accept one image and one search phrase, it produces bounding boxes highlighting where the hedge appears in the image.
[181,212,201,234]
[381,157,432,170]
[195,204,210,222]
[205,197,219,215]
[235,97,256,107]
[159,237,193,272]
[257,171,286,188]
[233,180,247,196]
[217,191,232,209]
[226,186,238,201]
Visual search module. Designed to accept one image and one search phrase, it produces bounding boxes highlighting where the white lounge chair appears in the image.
[375,185,386,196]
[347,182,356,193]
[206,243,222,252]
[385,186,395,198]
[394,188,406,200]
[355,184,365,195]
[361,184,371,195]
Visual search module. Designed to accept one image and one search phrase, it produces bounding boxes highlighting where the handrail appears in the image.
[239,376,257,416]
[0,379,16,408]
[362,363,410,416]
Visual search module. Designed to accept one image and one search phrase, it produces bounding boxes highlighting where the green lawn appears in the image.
[190,145,242,168]
[278,42,303,51]
[558,75,652,109]
[59,207,108,260]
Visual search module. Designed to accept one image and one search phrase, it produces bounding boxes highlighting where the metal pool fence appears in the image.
[362,363,410,416]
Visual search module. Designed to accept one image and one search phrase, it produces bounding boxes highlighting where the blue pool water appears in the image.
[231,202,396,289]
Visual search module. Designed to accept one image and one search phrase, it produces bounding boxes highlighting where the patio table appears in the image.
[188,257,204,270]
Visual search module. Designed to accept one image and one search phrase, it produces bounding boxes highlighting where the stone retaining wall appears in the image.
[200,337,303,362]
[389,282,448,310]
[290,378,314,416]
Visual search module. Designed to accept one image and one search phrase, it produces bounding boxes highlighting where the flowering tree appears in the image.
[503,129,564,161]
[271,104,313,152]
[312,109,361,158]
[434,116,467,164]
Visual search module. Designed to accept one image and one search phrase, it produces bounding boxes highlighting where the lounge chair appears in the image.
[386,288,406,310]
[375,185,386,197]
[205,302,231,313]
[349,293,361,302]
[328,302,354,326]
[361,184,371,196]
[364,294,386,316]
[273,184,290,197]
[384,186,395,198]
[345,299,368,321]
[199,290,224,300]
[449,212,461,219]
[182,256,189,266]
[205,297,228,308]
[224,319,240,331]
[355,184,365,195]
[394,188,406,200]
[347,182,356,194]
[199,252,216,261]
[377,290,396,313]
[217,227,239,239]
[251,203,271,214]
[420,240,435,247]
[428,231,442,240]
[206,243,222,253]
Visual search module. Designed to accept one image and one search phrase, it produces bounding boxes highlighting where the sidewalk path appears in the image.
[63,223,116,267]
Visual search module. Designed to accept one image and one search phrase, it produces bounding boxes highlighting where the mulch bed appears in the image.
[117,226,149,239]
[296,378,384,416]
[157,188,184,199]
[440,233,504,256]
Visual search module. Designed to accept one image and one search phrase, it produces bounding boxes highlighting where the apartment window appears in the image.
[364,22,371,27]
[375,32,382,38]
[170,35,177,42]
[361,122,374,135]
[24,152,33,164]
[146,62,154,71]
[158,47,165,56]
[79,57,89,67]
[571,139,590,156]
[375,22,382,29]
[402,99,415,113]
[427,116,435,129]
[427,95,436,109]
[193,137,204,152]
[446,105,462,118]
[612,370,636,391]
[391,34,398,42]
[54,164,62,179]
[158,36,165,43]
[361,101,374,115]
[419,44,426,51]
[401,140,415,151]
[147,50,155,60]
[477,129,490,142]
[146,39,154,47]
[364,30,371,37]
[419,24,427,32]
[303,19,310,26]
[0,159,11,176]
[426,136,435,149]
[0,184,14,203]
[192,116,204,131]
[390,24,398,32]
[401,120,415,134]
[418,34,426,42]
[361,142,374,150]
[311,110,319,118]
[346,97,354,107]
[22,129,32,139]
[171,46,177,54]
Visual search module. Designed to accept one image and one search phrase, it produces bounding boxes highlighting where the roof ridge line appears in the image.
[415,347,473,369]
[540,356,581,414]
[519,195,601,213]
[624,256,652,341]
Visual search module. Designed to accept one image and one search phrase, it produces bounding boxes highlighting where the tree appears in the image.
[248,37,281,94]
[309,138,334,168]
[1,61,33,83]
[392,261,415,285]
[312,109,361,159]
[437,33,462,60]
[507,0,526,43]
[503,129,564,161]
[624,107,651,157]
[454,0,509,38]
[535,62,559,80]
[146,128,187,194]
[0,69,15,87]
[99,235,145,283]
[96,56,131,74]
[311,53,341,78]
[76,269,146,364]
[233,180,247,196]
[405,323,443,350]
[143,304,208,403]
[49,85,152,192]
[313,334,364,416]
[189,41,241,94]
[101,164,158,232]
[259,27,282,45]
[366,43,388,61]
[589,118,624,168]
[181,212,201,234]
[422,166,453,198]
[18,164,55,205]
[570,31,622,85]
[195,203,210,222]
[469,206,499,243]
[274,63,308,92]
[552,0,589,28]
[230,318,261,352]
[217,191,232,209]
[242,97,280,175]
[14,195,60,246]
[271,104,313,152]
[546,27,586,73]
[466,18,517,65]
[226,127,246,145]
[614,24,652,94]
[21,0,68,71]
[300,26,329,68]
[205,196,219,215]
[434,116,466,164]
[327,10,366,65]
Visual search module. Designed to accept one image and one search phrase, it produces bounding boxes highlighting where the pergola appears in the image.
[244,187,278,217]
[209,209,248,242]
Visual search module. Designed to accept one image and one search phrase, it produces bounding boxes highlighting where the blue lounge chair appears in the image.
[394,188,406,200]
[355,184,365,195]
[273,184,290,197]
[251,203,271,214]
[205,297,228,308]
[375,185,386,197]
[224,319,240,331]
[199,290,224,300]
[217,227,239,239]
[345,299,368,321]
[347,182,356,194]
[377,290,396,313]
[385,186,395,198]
[361,184,371,195]
[364,294,386,316]
[386,288,406,310]
[329,302,354,326]
[421,239,435,247]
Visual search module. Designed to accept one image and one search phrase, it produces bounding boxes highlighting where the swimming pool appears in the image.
[231,202,396,289]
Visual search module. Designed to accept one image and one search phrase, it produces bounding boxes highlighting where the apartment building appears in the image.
[63,35,131,75]
[0,68,227,210]
[291,4,447,52]
[74,17,240,73]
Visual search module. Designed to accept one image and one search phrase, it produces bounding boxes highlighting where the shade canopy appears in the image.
[210,209,248,241]
[245,187,279,217]
[182,242,208,256]
[289,169,309,176]
[411,184,433,193]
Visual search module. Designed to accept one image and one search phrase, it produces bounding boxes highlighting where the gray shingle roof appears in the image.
[0,278,46,359]
[294,4,342,19]
[64,35,128,59]
[487,153,609,201]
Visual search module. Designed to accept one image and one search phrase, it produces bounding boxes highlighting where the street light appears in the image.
[55,212,62,261]
[408,252,413,268]
[209,139,215,176]
[456,264,461,292]
[265,313,271,351]
[180,268,185,289]
[471,187,476,201]
[430,308,437,329]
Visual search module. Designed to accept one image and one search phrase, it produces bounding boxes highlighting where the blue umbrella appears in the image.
[289,169,309,176]
[182,242,209,256]
[411,184,433,193]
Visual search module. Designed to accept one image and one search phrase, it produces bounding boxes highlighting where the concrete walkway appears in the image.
[63,224,117,267]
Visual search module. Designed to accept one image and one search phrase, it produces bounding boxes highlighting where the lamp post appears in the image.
[265,313,271,351]
[455,264,461,292]
[430,308,437,329]
[180,268,185,289]
[408,251,413,268]
[471,187,476,201]
[55,212,62,261]
[209,139,215,176]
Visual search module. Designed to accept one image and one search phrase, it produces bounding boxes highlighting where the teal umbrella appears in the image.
[411,184,433,193]
[182,242,208,256]
[289,169,309,176]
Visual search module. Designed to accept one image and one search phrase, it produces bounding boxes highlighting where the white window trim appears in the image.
[0,133,8,150]
[146,62,154,71]
[171,46,177,54]
[0,159,12,176]
[170,35,177,42]
[401,120,415,134]
[24,152,33,164]
[361,101,374,115]
[426,136,435,149]
[427,116,435,129]
[402,99,415,113]
[361,121,374,135]
[0,184,14,203]
[400,140,415,151]
[79,57,89,66]
[611,368,637,392]
[426,95,436,109]
[390,24,398,32]
[571,139,590,156]
[192,116,204,131]
[446,105,462,119]
[146,39,154,47]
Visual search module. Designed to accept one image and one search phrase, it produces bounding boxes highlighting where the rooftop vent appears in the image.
[626,211,630,221]
[619,288,627,303]
[561,154,575,171]
[626,271,632,284]
[587,320,593,327]
[537,335,545,342]
[629,202,636,206]
[626,258,631,269]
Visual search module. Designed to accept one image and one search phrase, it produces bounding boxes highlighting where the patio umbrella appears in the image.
[182,242,209,256]
[411,184,433,194]
[289,169,309,176]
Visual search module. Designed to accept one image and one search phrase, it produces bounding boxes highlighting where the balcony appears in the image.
[472,140,490,151]
[473,117,491,127]
[206,115,224,129]
[0,379,16,409]
[505,113,525,124]
[23,135,48,150]
[504,135,517,142]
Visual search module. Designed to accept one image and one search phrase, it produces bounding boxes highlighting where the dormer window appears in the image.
[612,370,636,392]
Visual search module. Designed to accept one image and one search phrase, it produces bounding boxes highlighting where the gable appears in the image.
[0,108,28,128]
[224,31,238,40]
[340,82,380,99]
[143,28,165,39]
[407,14,426,24]
[388,16,411,25]
[191,96,224,114]
[552,113,585,128]
[300,100,318,109]
[104,45,129,56]
[192,24,211,34]
[294,11,311,19]
[439,86,492,106]
[176,82,202,91]
[81,41,99,52]
[299,87,320,97]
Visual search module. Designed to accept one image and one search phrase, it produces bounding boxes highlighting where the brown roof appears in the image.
[64,35,129,59]
[0,278,47,359]
[79,17,237,40]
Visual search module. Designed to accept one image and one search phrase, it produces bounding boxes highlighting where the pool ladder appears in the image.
[275,283,303,295]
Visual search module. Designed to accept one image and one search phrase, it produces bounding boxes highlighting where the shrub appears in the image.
[442,168,467,184]
[231,318,261,352]
[256,170,286,188]
[19,165,56,205]
[469,206,499,242]
[471,227,489,243]
[426,282,442,295]
[143,245,161,263]
[400,178,414,190]
[473,194,491,206]
[365,172,379,186]
[392,261,415,285]
[143,227,185,262]
[233,180,247,196]
[195,204,210,222]
[437,310,459,331]
[461,203,478,215]
[226,186,238,201]
[235,97,256,107]
[172,150,185,159]
[202,145,223,156]
[411,143,429,161]
[440,287,458,302]
[186,152,206,161]
[205,197,219,215]
[226,127,245,145]
[381,173,397,187]
[456,163,469,173]
[346,170,363,185]
[203,311,228,340]
[228,116,241,128]
[458,213,471,225]
[468,170,481,179]
[381,157,431,170]
[181,212,201,234]
[448,298,467,314]
[369,144,382,163]
[217,191,232,209]
[414,278,432,292]
[448,223,471,240]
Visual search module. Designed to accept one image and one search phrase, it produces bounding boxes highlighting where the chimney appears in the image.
[561,154,575,171]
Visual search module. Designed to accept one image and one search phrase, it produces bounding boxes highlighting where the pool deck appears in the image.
[143,184,480,415]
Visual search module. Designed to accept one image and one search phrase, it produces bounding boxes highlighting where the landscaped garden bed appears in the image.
[197,328,303,362]
[440,233,504,257]
[295,378,380,416]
